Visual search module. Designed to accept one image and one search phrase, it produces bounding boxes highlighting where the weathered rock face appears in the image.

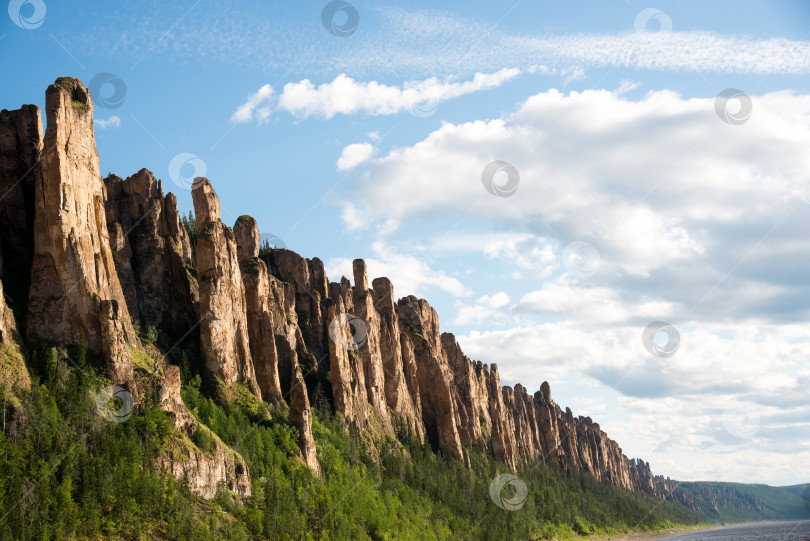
[27,77,136,382]
[486,364,517,472]
[158,365,252,499]
[372,277,424,442]
[395,297,463,460]
[443,333,489,455]
[325,297,369,429]
[352,260,393,434]
[104,169,198,337]
[192,178,259,396]
[290,361,321,476]
[0,105,40,286]
[233,215,283,404]
[267,249,329,368]
[99,300,134,385]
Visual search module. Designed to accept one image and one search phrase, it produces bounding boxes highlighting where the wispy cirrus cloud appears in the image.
[75,5,810,77]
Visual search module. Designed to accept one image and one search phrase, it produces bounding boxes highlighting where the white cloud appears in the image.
[337,143,376,171]
[399,232,557,281]
[94,115,120,129]
[230,83,274,124]
[338,89,810,287]
[477,292,510,309]
[276,68,521,119]
[454,292,512,326]
[516,280,676,325]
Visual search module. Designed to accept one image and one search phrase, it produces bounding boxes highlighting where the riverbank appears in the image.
[581,523,720,540]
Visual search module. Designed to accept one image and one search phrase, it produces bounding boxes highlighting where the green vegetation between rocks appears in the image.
[0,336,701,540]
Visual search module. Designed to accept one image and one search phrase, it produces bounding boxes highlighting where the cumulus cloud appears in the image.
[230,69,520,123]
[94,115,120,129]
[454,292,512,326]
[276,69,521,119]
[515,280,677,326]
[230,83,274,124]
[337,143,376,171]
[338,89,810,323]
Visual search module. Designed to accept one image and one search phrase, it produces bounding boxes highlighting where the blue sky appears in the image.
[3,0,810,485]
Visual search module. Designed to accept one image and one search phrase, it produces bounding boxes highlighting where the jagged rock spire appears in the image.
[27,77,135,383]
[104,168,198,336]
[234,215,284,404]
[192,177,259,397]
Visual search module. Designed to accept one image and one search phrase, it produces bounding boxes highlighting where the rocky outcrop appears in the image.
[268,250,329,366]
[486,364,517,471]
[325,297,369,429]
[99,300,134,385]
[27,77,136,382]
[372,277,424,442]
[443,333,489,455]
[104,169,198,337]
[158,365,252,498]
[352,260,393,434]
[290,361,321,476]
[0,105,40,286]
[395,297,463,460]
[192,178,259,396]
[269,257,666,496]
[233,215,283,404]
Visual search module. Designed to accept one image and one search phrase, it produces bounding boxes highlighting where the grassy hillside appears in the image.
[678,481,810,523]
[0,338,702,540]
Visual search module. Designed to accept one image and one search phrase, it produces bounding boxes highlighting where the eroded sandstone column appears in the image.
[192,177,259,396]
[325,295,369,428]
[290,360,321,477]
[351,260,393,434]
[104,169,198,336]
[233,215,283,404]
[27,77,135,383]
[395,297,463,460]
[372,276,425,442]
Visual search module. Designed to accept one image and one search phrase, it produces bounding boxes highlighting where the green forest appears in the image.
[0,331,703,540]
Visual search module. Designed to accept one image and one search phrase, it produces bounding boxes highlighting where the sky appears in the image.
[2,0,809,486]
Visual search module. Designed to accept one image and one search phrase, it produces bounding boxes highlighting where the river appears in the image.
[665,521,810,540]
